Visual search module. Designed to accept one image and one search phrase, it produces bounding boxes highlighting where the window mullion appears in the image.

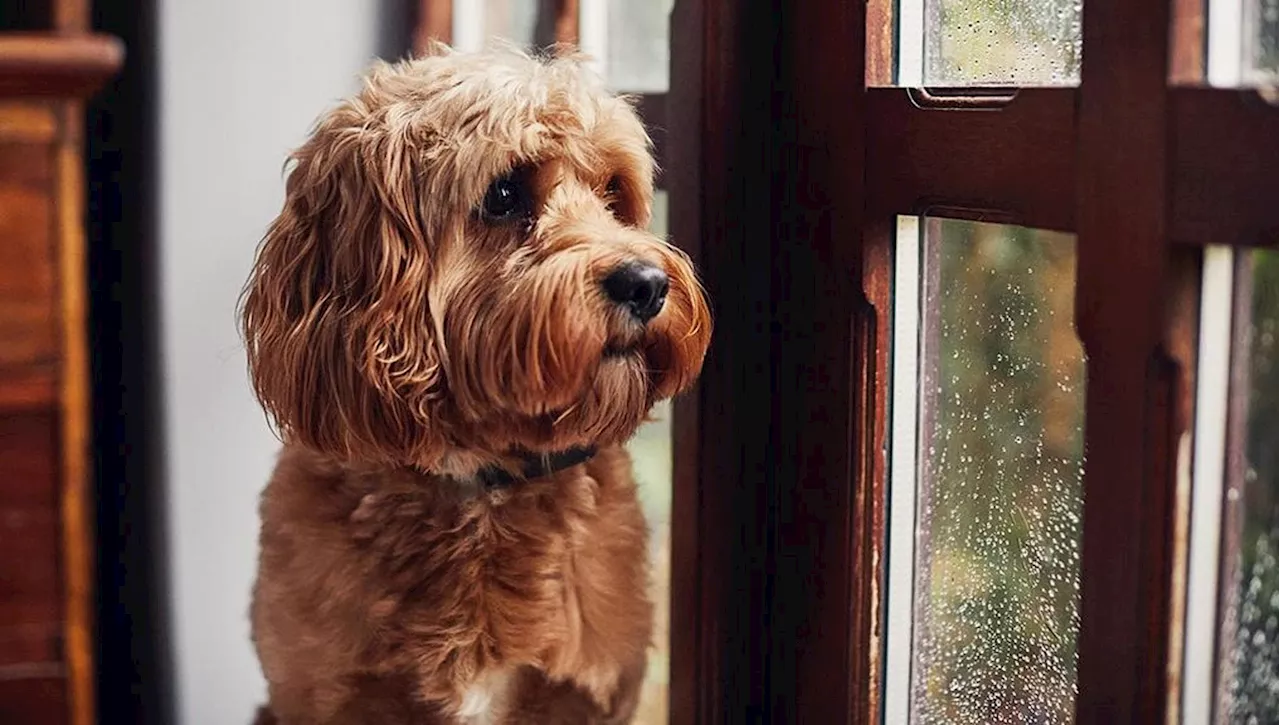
[1073,0,1179,716]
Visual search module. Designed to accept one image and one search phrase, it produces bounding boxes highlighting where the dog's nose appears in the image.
[603,261,669,323]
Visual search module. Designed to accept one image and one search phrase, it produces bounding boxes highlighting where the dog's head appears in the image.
[240,46,711,468]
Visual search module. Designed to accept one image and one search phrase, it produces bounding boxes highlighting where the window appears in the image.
[667,0,1276,722]
[1214,249,1278,723]
[897,0,1082,85]
[413,0,1278,722]
[885,219,1086,724]
[1184,247,1279,725]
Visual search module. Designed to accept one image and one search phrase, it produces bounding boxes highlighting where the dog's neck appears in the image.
[466,446,598,491]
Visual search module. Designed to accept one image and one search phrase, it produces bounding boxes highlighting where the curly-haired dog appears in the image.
[239,44,712,724]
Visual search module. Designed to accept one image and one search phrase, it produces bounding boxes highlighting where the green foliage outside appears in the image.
[912,221,1084,724]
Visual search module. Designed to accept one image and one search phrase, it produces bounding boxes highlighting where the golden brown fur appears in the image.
[239,44,711,724]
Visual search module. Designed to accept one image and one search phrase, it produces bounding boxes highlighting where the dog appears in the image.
[238,44,712,724]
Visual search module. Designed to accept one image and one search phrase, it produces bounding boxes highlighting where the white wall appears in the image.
[158,3,387,722]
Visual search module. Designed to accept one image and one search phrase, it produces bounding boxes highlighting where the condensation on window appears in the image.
[924,0,1083,85]
[909,220,1086,724]
[1214,249,1278,724]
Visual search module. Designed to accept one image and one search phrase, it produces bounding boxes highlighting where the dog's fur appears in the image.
[239,45,711,724]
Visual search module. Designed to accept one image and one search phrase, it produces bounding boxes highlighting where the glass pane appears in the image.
[626,189,671,724]
[1248,0,1279,82]
[453,0,545,52]
[1214,249,1278,723]
[910,219,1086,723]
[604,0,673,92]
[918,0,1083,85]
[483,0,539,47]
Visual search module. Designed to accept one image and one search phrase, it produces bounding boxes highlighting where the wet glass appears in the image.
[922,0,1083,85]
[1214,249,1279,724]
[910,219,1086,724]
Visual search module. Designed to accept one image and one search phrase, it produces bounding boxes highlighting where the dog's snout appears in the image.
[603,261,669,323]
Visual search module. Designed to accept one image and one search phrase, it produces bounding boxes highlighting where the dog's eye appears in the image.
[604,176,627,219]
[481,175,528,223]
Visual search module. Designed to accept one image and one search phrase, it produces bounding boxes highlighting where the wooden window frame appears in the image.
[667,1,1275,725]
[410,0,1277,722]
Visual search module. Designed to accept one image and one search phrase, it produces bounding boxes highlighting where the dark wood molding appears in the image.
[668,0,870,721]
[412,0,451,54]
[668,0,769,720]
[863,86,1277,248]
[1169,0,1205,84]
[551,0,578,46]
[1073,0,1179,714]
[865,87,1076,232]
[0,34,123,98]
[1169,88,1279,247]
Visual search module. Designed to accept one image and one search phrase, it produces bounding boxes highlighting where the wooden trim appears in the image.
[413,0,452,54]
[0,34,124,98]
[777,0,867,719]
[1169,88,1279,247]
[1072,0,1179,714]
[850,219,892,724]
[865,88,1076,232]
[667,0,711,721]
[668,0,871,720]
[1169,0,1206,83]
[55,98,94,725]
[865,87,1277,248]
[552,0,579,46]
[1159,248,1202,723]
[865,0,895,86]
[53,0,90,33]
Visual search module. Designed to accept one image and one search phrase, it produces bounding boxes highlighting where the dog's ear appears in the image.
[239,100,445,463]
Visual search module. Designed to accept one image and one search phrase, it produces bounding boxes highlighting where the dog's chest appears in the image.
[342,462,651,718]
[356,478,628,690]
[456,667,516,724]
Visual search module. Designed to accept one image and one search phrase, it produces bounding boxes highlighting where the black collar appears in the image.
[476,445,598,490]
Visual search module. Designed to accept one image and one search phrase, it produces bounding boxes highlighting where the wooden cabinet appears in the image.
[0,5,122,723]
